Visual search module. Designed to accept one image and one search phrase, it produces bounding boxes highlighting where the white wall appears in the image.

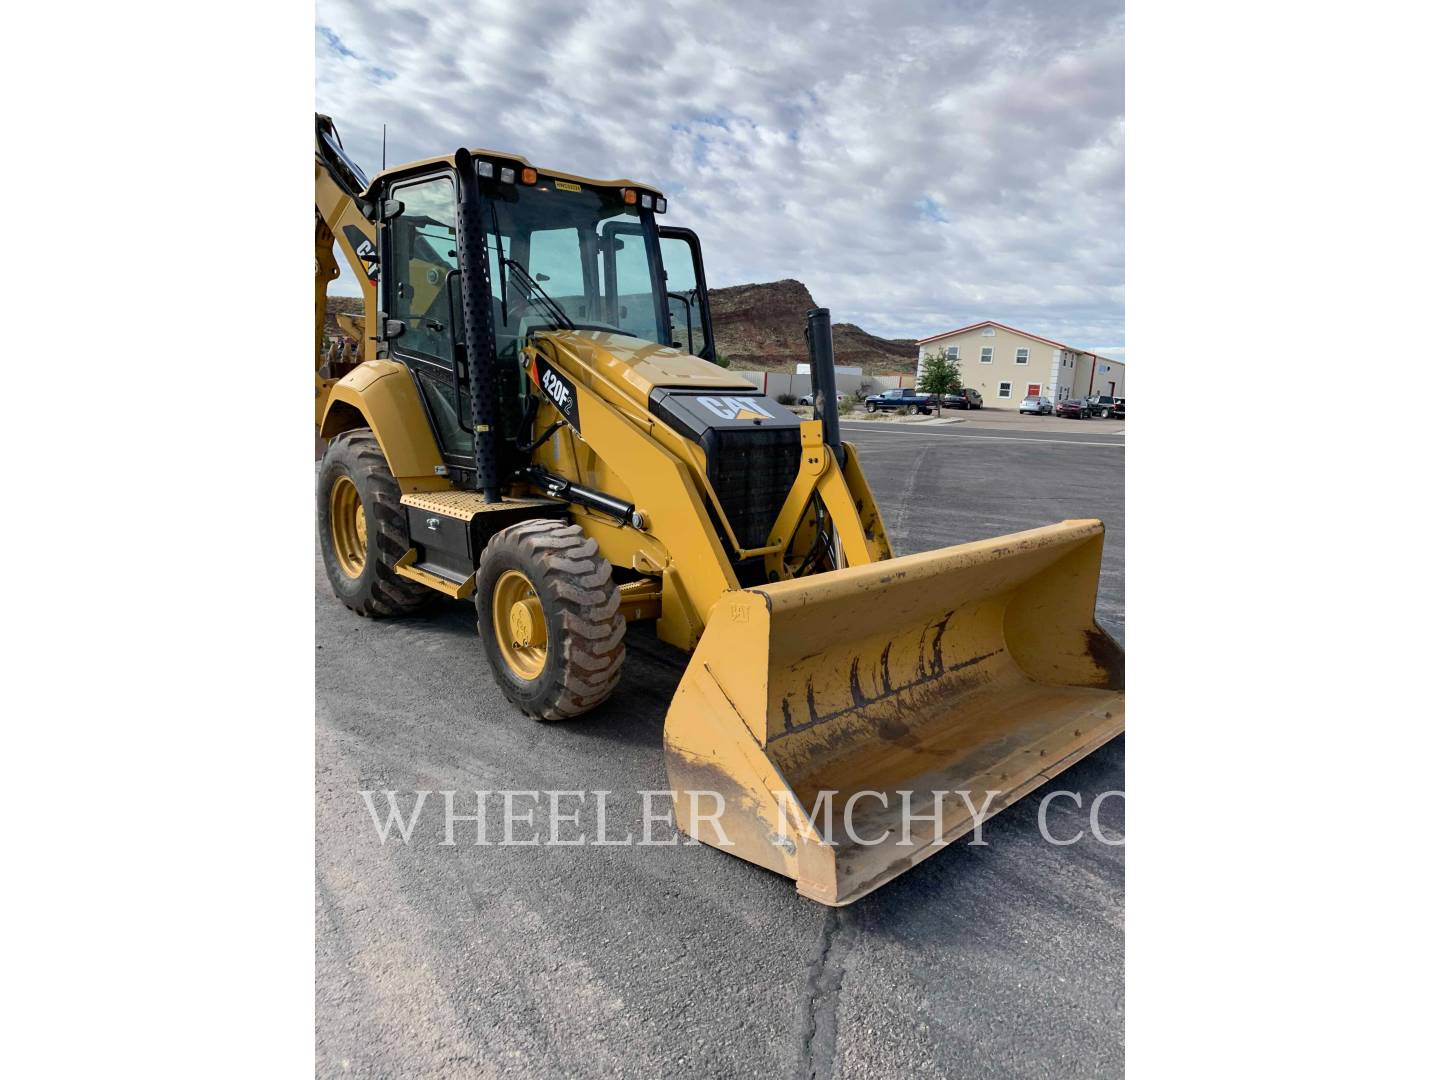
[732,371,907,400]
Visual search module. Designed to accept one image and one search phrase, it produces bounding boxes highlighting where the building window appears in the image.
[998,381,1012,398]
[980,347,994,363]
[1016,348,1029,364]
[945,346,959,360]
[982,327,996,337]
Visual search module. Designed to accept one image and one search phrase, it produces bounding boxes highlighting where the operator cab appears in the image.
[368,152,715,482]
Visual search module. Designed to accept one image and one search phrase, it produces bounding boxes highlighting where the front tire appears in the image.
[476,520,626,721]
[317,429,431,617]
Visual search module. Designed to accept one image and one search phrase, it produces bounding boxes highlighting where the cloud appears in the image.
[317,0,1123,353]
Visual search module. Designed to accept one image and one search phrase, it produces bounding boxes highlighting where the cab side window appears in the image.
[659,234,700,354]
[383,174,471,460]
[385,175,459,362]
[658,228,714,360]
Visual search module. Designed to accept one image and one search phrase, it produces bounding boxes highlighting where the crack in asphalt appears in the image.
[884,443,932,554]
[794,907,855,1080]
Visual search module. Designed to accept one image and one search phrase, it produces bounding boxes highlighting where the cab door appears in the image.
[658,227,716,362]
[378,170,474,469]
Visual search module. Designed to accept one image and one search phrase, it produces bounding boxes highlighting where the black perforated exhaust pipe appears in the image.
[454,149,504,501]
[806,307,844,466]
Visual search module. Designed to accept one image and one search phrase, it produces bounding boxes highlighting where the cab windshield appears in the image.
[479,170,668,366]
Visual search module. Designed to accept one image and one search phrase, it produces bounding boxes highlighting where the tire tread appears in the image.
[477,520,626,721]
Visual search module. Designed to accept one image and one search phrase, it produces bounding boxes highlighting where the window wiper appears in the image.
[503,258,575,331]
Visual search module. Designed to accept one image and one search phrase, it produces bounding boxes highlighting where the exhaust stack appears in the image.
[806,308,844,464]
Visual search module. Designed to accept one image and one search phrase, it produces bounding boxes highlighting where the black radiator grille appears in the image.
[708,428,801,551]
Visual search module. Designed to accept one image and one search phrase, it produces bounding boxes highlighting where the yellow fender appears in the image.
[317,360,450,493]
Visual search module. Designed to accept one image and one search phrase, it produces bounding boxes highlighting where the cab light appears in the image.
[640,193,653,209]
[500,166,515,184]
[622,188,637,205]
[521,167,537,185]
[655,198,667,213]
[475,160,495,179]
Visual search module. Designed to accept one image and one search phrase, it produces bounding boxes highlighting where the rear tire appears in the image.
[476,520,626,721]
[317,429,432,617]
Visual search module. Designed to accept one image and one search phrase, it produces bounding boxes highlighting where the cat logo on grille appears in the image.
[696,396,775,422]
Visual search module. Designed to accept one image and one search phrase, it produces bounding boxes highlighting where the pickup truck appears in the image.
[864,388,933,415]
[1085,394,1120,419]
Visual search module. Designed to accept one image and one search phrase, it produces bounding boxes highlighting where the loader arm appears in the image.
[519,329,893,641]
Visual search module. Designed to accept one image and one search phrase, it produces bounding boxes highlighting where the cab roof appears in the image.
[365,150,664,201]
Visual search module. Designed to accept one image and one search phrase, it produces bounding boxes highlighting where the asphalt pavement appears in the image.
[316,417,1125,1078]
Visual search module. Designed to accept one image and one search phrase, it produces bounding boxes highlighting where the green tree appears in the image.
[918,351,963,412]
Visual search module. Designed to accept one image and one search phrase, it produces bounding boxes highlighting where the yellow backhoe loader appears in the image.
[315,115,1124,905]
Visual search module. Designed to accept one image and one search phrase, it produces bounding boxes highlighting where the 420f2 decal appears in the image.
[529,355,581,433]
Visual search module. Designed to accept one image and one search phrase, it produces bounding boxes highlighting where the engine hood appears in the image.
[535,329,756,408]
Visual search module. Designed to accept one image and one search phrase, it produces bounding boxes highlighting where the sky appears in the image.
[316,0,1124,359]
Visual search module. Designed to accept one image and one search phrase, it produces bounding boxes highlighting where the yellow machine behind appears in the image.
[314,115,1124,905]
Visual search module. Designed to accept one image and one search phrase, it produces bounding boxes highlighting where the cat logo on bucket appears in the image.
[696,396,775,422]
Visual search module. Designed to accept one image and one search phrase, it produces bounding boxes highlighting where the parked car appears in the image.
[1113,397,1125,419]
[864,388,933,415]
[796,391,843,407]
[1085,394,1120,419]
[1018,395,1054,415]
[1054,398,1091,419]
[930,387,983,410]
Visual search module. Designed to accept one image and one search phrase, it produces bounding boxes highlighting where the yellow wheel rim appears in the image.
[329,474,367,579]
[493,569,547,680]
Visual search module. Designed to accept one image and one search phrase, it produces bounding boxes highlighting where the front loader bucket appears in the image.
[664,520,1123,906]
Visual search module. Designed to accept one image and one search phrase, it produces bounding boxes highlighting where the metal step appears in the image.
[399,490,565,521]
[393,490,570,600]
